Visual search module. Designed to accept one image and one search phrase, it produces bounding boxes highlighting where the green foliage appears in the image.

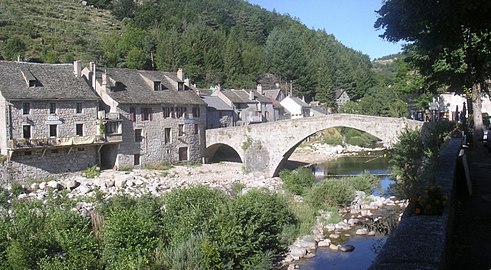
[222,190,296,268]
[306,179,355,209]
[82,165,100,179]
[144,162,173,171]
[241,137,252,150]
[279,167,315,195]
[344,174,379,194]
[101,195,163,268]
[162,186,230,248]
[3,36,26,61]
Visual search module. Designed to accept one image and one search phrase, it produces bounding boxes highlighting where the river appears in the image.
[296,152,394,270]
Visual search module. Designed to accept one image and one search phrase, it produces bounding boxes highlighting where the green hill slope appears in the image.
[0,0,122,62]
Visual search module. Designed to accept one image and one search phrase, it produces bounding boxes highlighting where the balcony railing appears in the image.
[8,135,107,149]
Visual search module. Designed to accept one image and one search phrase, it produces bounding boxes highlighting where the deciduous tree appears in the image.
[375,0,491,135]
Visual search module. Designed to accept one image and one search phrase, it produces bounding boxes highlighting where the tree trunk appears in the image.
[472,82,483,140]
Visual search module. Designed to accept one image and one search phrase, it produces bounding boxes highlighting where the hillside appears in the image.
[0,0,122,62]
[0,0,376,106]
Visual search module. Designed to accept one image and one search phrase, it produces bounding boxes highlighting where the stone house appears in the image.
[280,96,311,119]
[0,61,106,180]
[258,85,287,121]
[201,96,234,129]
[211,87,275,125]
[334,89,350,109]
[82,63,207,169]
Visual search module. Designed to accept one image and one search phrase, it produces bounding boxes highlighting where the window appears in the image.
[163,107,171,118]
[106,122,120,134]
[178,124,184,136]
[49,125,57,137]
[23,125,31,139]
[134,154,140,166]
[194,124,199,135]
[51,149,59,154]
[142,108,152,121]
[129,107,136,122]
[192,107,200,118]
[49,103,56,114]
[77,147,85,151]
[164,128,171,144]
[154,81,164,91]
[76,124,83,136]
[135,129,142,142]
[178,82,184,91]
[22,103,30,115]
[176,107,187,118]
[24,151,32,156]
[76,103,83,114]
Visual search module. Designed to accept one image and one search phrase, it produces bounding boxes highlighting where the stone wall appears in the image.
[368,138,462,270]
[116,104,207,169]
[5,145,98,183]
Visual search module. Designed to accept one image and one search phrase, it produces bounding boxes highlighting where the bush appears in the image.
[162,186,230,248]
[279,167,315,195]
[101,195,164,268]
[221,190,296,268]
[82,165,100,179]
[306,179,355,209]
[344,174,379,193]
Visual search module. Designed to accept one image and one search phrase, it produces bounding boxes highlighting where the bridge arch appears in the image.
[206,114,423,177]
[205,143,243,163]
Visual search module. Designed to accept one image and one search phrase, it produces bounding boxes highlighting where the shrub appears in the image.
[322,134,343,146]
[101,195,164,268]
[344,174,379,193]
[221,190,296,268]
[82,165,100,179]
[162,186,230,248]
[306,179,355,209]
[279,167,315,195]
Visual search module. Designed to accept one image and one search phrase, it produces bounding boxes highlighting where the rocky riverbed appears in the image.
[3,144,404,269]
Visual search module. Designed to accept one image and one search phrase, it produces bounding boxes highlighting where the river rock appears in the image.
[64,179,80,190]
[329,244,339,251]
[318,239,331,247]
[47,180,61,190]
[339,244,355,252]
[368,231,376,236]
[289,246,307,260]
[75,184,90,195]
[325,224,336,231]
[329,233,340,239]
[298,236,317,251]
[355,228,368,235]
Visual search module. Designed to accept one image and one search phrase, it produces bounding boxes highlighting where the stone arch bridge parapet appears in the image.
[205,114,424,177]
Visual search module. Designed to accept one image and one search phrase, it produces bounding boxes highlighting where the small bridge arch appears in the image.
[205,114,423,177]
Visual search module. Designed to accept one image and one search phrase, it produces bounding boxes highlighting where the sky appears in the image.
[247,0,404,59]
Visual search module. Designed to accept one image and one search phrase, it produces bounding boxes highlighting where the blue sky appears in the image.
[247,0,404,59]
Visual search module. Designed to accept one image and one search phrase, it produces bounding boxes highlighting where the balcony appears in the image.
[8,135,107,150]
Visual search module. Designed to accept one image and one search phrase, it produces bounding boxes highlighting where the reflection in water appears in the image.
[297,154,394,270]
[298,237,387,270]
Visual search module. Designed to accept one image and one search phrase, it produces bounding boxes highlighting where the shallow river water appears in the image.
[296,153,394,270]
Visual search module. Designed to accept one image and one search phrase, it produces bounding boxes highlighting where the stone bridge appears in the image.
[205,114,424,177]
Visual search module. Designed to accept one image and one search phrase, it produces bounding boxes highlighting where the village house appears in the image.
[280,96,311,119]
[201,96,234,129]
[82,63,207,169]
[334,88,350,110]
[211,86,275,125]
[0,61,105,180]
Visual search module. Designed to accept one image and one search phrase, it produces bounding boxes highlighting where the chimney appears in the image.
[102,70,107,87]
[17,55,21,62]
[73,60,81,77]
[177,68,183,81]
[257,84,263,95]
[91,62,96,88]
[249,90,254,100]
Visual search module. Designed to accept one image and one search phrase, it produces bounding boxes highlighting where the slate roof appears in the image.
[290,96,311,107]
[0,61,99,101]
[202,96,233,111]
[220,89,271,104]
[263,89,282,100]
[334,89,347,99]
[101,68,205,106]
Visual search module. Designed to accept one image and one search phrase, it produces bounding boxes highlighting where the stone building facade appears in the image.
[82,63,207,169]
[0,61,103,181]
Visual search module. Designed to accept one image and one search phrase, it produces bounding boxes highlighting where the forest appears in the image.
[0,0,425,116]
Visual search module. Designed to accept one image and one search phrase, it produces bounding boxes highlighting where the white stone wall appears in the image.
[0,96,7,155]
[116,104,207,169]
